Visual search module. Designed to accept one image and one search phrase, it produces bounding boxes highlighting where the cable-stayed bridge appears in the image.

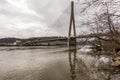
[21,33,109,46]
[21,1,110,46]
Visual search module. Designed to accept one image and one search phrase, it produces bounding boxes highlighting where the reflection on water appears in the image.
[0,46,119,80]
[69,47,77,80]
[68,46,120,80]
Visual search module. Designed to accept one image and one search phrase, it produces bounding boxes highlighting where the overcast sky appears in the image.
[0,0,73,38]
[0,0,118,38]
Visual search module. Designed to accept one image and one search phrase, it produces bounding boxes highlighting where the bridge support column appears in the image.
[68,1,76,48]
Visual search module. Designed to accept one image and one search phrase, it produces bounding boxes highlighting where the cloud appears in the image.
[0,0,70,38]
[1,0,119,38]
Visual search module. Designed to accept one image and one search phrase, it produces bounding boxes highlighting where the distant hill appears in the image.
[0,38,22,43]
[0,36,67,46]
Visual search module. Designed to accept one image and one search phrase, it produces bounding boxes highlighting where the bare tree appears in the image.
[79,0,120,52]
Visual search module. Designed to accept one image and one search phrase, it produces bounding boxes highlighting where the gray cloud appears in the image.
[0,0,71,38]
[1,0,118,38]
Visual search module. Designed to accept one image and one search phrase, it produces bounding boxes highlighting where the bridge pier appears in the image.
[68,37,76,47]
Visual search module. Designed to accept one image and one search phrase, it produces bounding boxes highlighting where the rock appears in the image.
[111,56,120,67]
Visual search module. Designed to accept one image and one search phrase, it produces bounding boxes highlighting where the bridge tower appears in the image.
[68,1,76,47]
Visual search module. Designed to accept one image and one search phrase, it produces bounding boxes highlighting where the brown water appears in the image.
[0,46,119,80]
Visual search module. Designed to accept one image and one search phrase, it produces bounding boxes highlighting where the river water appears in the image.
[0,46,119,80]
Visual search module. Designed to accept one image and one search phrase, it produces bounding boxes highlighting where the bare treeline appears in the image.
[79,0,120,52]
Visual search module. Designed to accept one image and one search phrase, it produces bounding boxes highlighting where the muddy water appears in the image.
[0,46,119,80]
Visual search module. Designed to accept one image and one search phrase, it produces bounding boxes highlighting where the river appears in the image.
[0,46,119,80]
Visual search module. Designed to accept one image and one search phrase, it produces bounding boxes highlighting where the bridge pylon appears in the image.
[68,1,76,48]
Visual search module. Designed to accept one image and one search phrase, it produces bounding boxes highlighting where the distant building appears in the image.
[13,40,22,46]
